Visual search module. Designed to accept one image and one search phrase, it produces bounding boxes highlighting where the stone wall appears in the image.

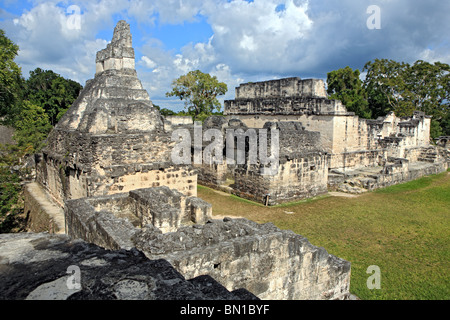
[231,121,328,205]
[64,189,351,300]
[0,125,15,145]
[234,155,328,205]
[189,117,329,205]
[0,232,257,300]
[225,96,349,118]
[234,77,327,99]
[133,219,351,300]
[226,113,432,171]
[65,186,212,246]
[36,148,198,207]
[195,163,230,189]
[332,154,448,193]
[23,182,65,234]
[166,116,194,126]
[373,159,447,190]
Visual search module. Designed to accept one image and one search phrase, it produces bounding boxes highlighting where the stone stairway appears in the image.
[418,147,440,163]
[329,167,383,194]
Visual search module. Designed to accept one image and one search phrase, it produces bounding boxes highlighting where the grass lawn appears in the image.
[197,170,450,300]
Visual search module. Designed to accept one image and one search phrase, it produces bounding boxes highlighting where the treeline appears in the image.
[1,29,82,232]
[154,105,223,123]
[327,59,449,139]
[1,29,82,157]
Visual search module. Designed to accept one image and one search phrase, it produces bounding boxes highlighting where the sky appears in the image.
[1,0,449,112]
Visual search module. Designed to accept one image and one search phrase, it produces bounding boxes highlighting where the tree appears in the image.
[13,100,52,153]
[153,104,176,117]
[25,68,82,125]
[166,70,227,121]
[327,66,372,119]
[0,29,24,124]
[363,59,449,138]
[404,60,449,137]
[363,59,414,118]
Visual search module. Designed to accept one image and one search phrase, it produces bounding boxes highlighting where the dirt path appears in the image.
[328,192,360,198]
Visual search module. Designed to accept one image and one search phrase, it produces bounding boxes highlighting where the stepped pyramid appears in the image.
[36,20,197,206]
[57,20,162,134]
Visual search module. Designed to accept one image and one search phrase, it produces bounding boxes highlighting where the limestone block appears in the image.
[133,219,351,300]
[186,197,213,224]
[0,233,256,300]
[24,182,65,234]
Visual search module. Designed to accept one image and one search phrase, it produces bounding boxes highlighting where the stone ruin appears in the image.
[17,20,353,300]
[36,20,197,208]
[63,192,350,300]
[182,77,447,205]
[196,77,448,202]
[188,117,328,206]
[0,232,258,300]
[15,19,449,302]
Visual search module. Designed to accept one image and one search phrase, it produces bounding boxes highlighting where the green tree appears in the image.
[25,68,82,125]
[404,60,449,137]
[153,104,177,117]
[0,29,24,124]
[363,59,414,118]
[327,66,372,119]
[166,70,227,121]
[363,59,449,138]
[0,165,24,233]
[13,101,52,153]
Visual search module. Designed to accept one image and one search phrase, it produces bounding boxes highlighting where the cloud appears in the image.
[0,0,126,83]
[202,0,313,75]
[1,0,448,112]
[298,0,450,75]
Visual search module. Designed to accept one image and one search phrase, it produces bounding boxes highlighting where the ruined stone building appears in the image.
[18,18,449,301]
[191,116,328,206]
[193,77,448,204]
[20,20,352,300]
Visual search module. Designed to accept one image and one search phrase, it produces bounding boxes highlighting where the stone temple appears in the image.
[36,20,197,209]
[10,20,448,300]
[192,77,448,205]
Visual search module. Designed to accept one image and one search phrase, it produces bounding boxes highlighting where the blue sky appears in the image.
[1,0,449,112]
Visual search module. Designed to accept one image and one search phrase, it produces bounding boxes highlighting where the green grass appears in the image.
[198,171,450,300]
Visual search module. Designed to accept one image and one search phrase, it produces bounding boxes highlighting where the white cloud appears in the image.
[140,56,157,69]
[418,48,450,65]
[1,0,448,112]
[201,0,313,73]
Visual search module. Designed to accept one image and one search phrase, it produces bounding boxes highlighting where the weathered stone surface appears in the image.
[133,219,351,300]
[192,117,329,205]
[221,77,447,198]
[95,20,135,75]
[23,182,65,234]
[0,125,15,145]
[63,190,352,301]
[436,136,450,148]
[65,187,212,240]
[34,20,197,208]
[225,79,434,170]
[232,77,327,100]
[0,232,257,300]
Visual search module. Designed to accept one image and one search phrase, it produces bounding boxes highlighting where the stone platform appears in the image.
[0,232,257,300]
